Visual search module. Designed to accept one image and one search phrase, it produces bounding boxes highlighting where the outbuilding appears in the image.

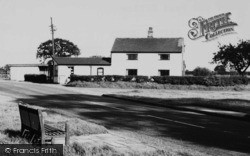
[52,57,111,84]
[8,64,48,81]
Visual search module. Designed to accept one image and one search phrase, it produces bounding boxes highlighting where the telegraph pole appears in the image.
[50,17,56,82]
[50,17,56,55]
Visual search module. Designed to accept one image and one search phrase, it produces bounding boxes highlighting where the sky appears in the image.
[0,0,250,70]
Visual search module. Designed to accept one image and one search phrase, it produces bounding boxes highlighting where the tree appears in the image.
[3,64,10,72]
[214,65,226,75]
[212,40,250,76]
[36,38,80,63]
[193,67,211,76]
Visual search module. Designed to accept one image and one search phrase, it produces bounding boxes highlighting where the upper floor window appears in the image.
[127,54,138,60]
[159,54,170,60]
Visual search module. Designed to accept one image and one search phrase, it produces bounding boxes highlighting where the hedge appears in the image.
[24,74,47,83]
[70,75,248,86]
[70,75,149,83]
[151,76,248,86]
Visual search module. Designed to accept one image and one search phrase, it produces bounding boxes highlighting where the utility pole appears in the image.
[50,17,56,83]
[50,17,56,55]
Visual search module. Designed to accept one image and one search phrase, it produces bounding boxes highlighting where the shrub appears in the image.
[193,67,212,76]
[24,74,47,83]
[214,65,227,75]
[150,76,248,86]
[70,75,248,86]
[104,75,124,82]
[70,75,104,82]
[70,75,149,83]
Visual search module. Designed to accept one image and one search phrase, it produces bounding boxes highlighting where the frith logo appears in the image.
[188,12,238,41]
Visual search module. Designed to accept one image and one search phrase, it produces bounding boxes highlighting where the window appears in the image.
[127,69,138,76]
[159,70,170,76]
[159,54,170,60]
[39,66,47,74]
[127,54,138,60]
[68,66,74,75]
[97,67,104,75]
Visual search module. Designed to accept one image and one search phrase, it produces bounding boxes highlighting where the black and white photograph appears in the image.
[0,0,250,155]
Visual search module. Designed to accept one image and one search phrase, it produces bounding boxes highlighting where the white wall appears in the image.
[10,67,40,81]
[56,65,112,84]
[111,53,183,76]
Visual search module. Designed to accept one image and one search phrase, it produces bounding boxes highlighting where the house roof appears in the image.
[52,57,111,66]
[8,64,48,67]
[111,38,183,53]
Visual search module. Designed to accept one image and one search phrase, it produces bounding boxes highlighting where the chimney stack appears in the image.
[147,27,153,38]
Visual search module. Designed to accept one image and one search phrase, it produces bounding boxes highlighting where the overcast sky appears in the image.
[0,0,250,70]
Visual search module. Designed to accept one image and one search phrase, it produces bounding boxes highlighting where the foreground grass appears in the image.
[0,96,204,156]
[0,91,249,155]
[0,94,178,155]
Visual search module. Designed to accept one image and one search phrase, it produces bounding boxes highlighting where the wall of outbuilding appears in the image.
[56,65,112,84]
[10,67,40,81]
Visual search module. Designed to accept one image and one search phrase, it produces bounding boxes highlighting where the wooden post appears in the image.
[38,110,45,144]
[65,122,69,145]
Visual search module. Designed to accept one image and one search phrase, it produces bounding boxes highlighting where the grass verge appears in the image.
[104,89,250,114]
[67,81,249,91]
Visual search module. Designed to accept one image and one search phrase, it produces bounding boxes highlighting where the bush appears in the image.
[122,76,149,83]
[214,65,227,75]
[104,75,124,82]
[150,76,248,86]
[70,75,248,86]
[70,75,149,83]
[70,75,105,82]
[193,67,212,76]
[24,74,47,83]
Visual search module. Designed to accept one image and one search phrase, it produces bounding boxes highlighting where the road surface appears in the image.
[0,80,250,154]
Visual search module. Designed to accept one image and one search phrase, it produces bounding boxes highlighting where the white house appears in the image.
[110,28,185,76]
[8,64,48,81]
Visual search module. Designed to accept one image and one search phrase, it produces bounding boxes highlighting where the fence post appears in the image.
[65,122,69,145]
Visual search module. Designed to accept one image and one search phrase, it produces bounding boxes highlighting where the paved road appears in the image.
[0,80,250,154]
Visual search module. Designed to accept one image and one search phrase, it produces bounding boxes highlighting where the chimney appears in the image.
[147,27,153,38]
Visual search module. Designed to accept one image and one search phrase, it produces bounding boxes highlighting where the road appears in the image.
[0,80,250,154]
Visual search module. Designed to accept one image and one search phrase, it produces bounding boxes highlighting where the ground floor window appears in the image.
[127,69,137,76]
[159,70,170,76]
[97,67,104,75]
[68,66,74,75]
[38,66,48,75]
